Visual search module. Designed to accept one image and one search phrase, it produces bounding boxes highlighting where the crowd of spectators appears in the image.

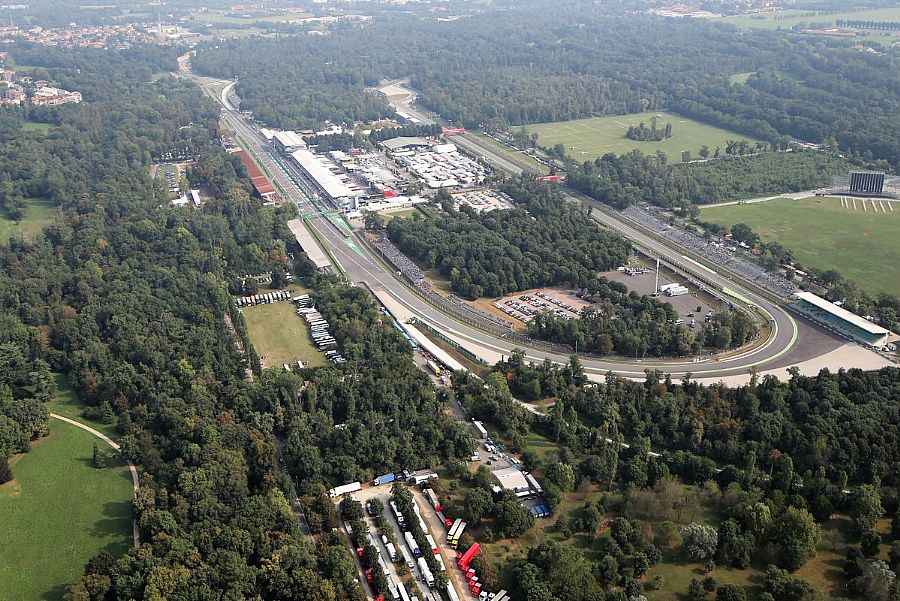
[375,237,426,285]
[621,206,798,298]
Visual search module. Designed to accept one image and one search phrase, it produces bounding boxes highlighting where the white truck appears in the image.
[327,481,361,498]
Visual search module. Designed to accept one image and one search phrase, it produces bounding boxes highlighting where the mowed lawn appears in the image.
[0,422,133,601]
[0,198,58,243]
[523,112,761,163]
[702,196,900,296]
[242,298,326,369]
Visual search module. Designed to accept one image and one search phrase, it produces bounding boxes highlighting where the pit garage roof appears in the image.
[793,291,889,336]
[290,149,352,200]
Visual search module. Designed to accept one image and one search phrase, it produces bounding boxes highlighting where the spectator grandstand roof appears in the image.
[793,291,892,347]
[286,218,332,270]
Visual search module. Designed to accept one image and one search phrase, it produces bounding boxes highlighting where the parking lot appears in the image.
[475,287,589,328]
[601,267,720,326]
[451,189,512,213]
[339,484,460,600]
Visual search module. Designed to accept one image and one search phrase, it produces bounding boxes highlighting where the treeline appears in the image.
[568,150,849,210]
[835,19,900,30]
[0,337,55,482]
[191,3,900,168]
[368,122,443,142]
[385,180,631,299]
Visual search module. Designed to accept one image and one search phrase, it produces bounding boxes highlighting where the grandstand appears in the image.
[792,291,894,349]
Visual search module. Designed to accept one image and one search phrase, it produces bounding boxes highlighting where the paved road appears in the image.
[184,70,868,381]
[50,413,141,548]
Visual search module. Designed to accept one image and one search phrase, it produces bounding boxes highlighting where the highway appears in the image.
[184,69,857,380]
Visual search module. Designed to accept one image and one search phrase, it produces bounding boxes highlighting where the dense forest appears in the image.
[192,1,900,168]
[386,180,631,299]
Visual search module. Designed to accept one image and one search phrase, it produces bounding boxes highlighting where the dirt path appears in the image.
[49,413,141,548]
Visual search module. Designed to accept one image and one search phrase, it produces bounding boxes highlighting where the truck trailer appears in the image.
[328,481,361,498]
[373,473,396,486]
[404,531,420,557]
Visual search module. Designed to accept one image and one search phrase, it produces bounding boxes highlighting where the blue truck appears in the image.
[373,473,396,486]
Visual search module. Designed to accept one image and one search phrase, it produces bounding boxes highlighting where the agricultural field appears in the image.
[0,198,58,242]
[242,287,326,369]
[701,196,900,296]
[523,112,761,163]
[0,381,133,601]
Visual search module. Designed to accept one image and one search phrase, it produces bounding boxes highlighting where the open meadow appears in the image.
[0,379,132,601]
[0,198,58,243]
[701,196,900,296]
[523,112,761,163]
[242,288,326,369]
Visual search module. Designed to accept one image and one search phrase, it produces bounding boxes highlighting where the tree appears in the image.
[655,521,681,550]
[716,584,747,601]
[858,560,896,601]
[764,565,816,601]
[699,145,711,159]
[595,554,619,588]
[682,523,718,562]
[852,485,884,533]
[92,443,106,469]
[546,461,575,492]
[688,578,706,600]
[462,487,494,525]
[0,455,10,484]
[494,500,535,538]
[772,507,821,571]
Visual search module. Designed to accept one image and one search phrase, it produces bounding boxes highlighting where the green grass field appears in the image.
[729,72,754,85]
[21,120,54,133]
[379,207,422,224]
[524,112,761,163]
[702,196,900,297]
[0,389,133,601]
[242,291,326,369]
[0,198,58,243]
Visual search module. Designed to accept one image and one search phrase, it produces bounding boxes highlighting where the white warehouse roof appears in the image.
[493,466,530,492]
[290,148,352,200]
